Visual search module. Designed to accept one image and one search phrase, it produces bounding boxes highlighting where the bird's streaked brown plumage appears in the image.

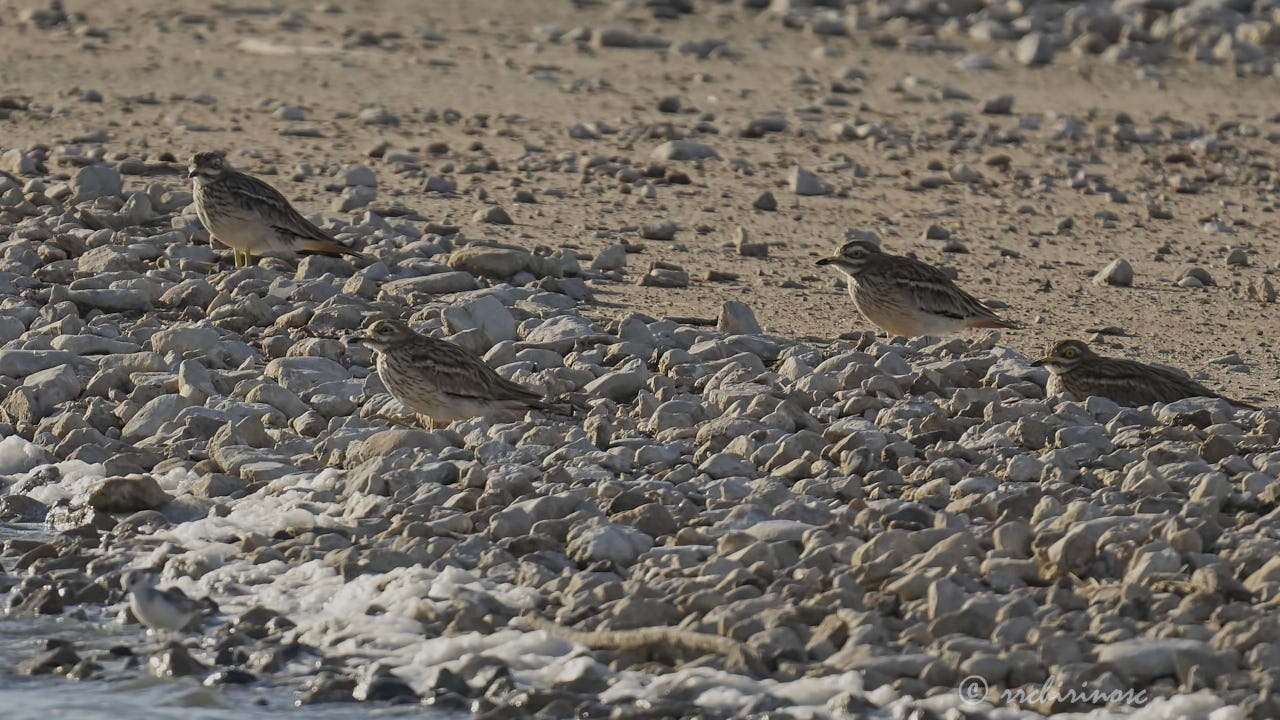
[1032,339,1258,410]
[352,319,580,427]
[189,151,359,267]
[816,239,1015,337]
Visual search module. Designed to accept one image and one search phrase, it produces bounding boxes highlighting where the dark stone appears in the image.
[235,605,288,639]
[113,510,170,535]
[424,666,472,697]
[62,524,103,544]
[883,505,934,531]
[192,474,247,498]
[66,659,102,680]
[535,698,577,718]
[533,276,593,302]
[214,646,248,667]
[475,700,527,720]
[15,542,59,570]
[356,673,418,703]
[74,580,111,605]
[501,689,570,716]
[246,641,302,672]
[299,672,357,705]
[0,495,49,522]
[86,475,172,512]
[19,643,80,675]
[603,488,649,514]
[203,668,256,685]
[611,503,678,539]
[45,505,116,533]
[150,642,207,678]
[102,450,165,476]
[521,550,576,574]
[16,585,64,615]
[497,533,563,557]
[423,691,469,711]
[2,539,45,558]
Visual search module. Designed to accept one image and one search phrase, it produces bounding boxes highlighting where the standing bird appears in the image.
[350,319,581,428]
[122,571,203,636]
[816,239,1015,337]
[1032,339,1259,409]
[189,151,359,267]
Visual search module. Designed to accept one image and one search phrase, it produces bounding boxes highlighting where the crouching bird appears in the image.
[350,319,585,428]
[1032,338,1259,410]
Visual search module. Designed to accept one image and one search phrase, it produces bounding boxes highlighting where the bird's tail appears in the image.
[301,240,362,259]
[970,317,1020,330]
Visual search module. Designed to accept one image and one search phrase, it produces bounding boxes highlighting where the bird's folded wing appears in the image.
[225,172,336,245]
[158,587,202,613]
[1146,365,1251,407]
[409,341,546,404]
[1086,359,1207,404]
[895,272,1000,321]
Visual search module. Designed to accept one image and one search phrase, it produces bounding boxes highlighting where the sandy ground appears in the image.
[1,0,1277,405]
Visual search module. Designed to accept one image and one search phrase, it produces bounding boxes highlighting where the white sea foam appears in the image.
[154,466,206,495]
[0,435,50,475]
[22,459,107,506]
[2,456,1246,719]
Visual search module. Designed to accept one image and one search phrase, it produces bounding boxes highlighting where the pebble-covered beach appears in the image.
[3,0,1280,718]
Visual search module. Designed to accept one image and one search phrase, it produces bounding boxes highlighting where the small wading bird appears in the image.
[122,571,204,637]
[816,239,1015,337]
[351,319,583,428]
[189,151,360,267]
[1032,338,1259,410]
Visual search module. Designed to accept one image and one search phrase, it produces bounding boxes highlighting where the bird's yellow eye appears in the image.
[1063,348,1078,358]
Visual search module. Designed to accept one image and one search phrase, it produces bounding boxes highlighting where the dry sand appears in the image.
[2,0,1277,404]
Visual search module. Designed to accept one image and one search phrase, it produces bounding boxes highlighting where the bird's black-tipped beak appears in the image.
[1030,358,1046,367]
[347,335,368,345]
[188,169,198,178]
[816,256,837,267]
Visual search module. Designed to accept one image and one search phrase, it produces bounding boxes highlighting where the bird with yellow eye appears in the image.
[1031,339,1257,409]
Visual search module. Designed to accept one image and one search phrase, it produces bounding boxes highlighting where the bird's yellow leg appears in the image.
[233,249,243,268]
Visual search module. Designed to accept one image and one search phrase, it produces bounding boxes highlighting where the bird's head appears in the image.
[122,570,156,593]
[349,318,415,352]
[188,151,229,179]
[1031,339,1095,373]
[816,239,882,273]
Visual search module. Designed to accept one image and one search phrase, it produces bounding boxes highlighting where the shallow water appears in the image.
[0,523,460,720]
[0,674,415,720]
[0,643,464,720]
